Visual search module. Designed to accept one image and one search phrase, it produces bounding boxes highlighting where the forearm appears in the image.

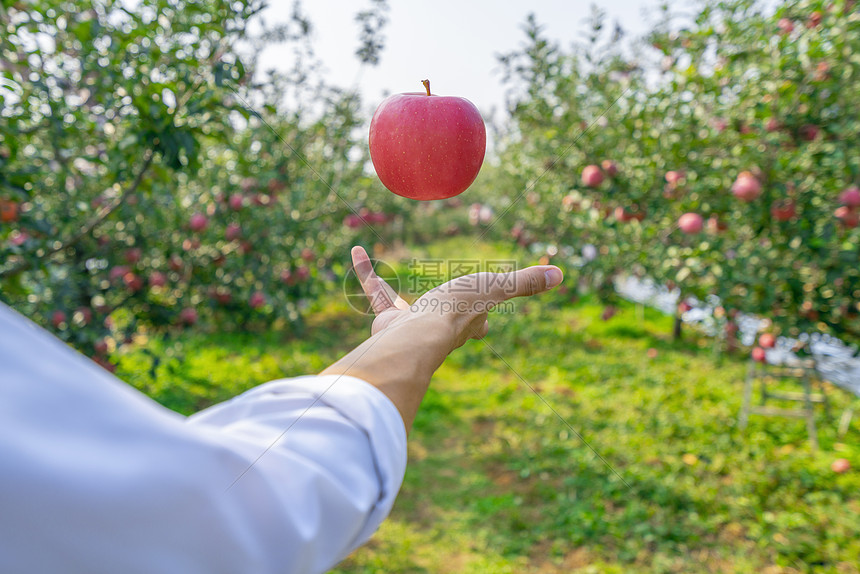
[320,316,452,433]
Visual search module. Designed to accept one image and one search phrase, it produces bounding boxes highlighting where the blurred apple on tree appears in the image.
[581,165,604,188]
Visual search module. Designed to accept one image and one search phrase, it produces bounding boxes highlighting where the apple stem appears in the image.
[422,79,431,96]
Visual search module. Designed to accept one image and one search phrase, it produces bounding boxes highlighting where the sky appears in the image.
[258,0,660,122]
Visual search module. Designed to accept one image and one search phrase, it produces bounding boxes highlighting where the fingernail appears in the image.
[545,268,563,289]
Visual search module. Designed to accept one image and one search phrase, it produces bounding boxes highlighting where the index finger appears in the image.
[459,265,564,304]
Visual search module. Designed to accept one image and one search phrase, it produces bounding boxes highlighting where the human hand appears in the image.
[350,245,564,354]
[324,246,564,431]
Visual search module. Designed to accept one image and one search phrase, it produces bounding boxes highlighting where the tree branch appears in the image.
[0,150,155,279]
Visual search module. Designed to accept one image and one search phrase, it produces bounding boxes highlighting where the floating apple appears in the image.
[751,347,767,363]
[759,333,776,348]
[369,80,486,200]
[831,458,851,473]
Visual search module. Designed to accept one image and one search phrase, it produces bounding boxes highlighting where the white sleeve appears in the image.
[0,302,407,574]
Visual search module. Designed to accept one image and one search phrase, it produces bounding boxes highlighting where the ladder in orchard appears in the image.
[738,359,830,451]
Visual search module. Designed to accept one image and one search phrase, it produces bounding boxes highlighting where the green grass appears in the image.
[116,239,860,574]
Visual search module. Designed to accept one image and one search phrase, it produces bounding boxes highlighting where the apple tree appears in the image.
[0,0,395,369]
[494,0,860,347]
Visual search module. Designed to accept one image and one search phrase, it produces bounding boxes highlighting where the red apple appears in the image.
[267,179,286,194]
[75,307,93,326]
[343,214,362,229]
[839,186,860,208]
[240,177,258,193]
[182,238,201,251]
[51,310,67,329]
[601,160,618,177]
[678,212,703,234]
[807,11,822,28]
[765,117,782,132]
[759,333,776,348]
[614,207,632,222]
[831,458,851,473]
[124,248,142,265]
[123,272,143,292]
[707,216,728,233]
[9,230,29,246]
[751,347,767,363]
[665,170,685,185]
[581,164,604,188]
[109,265,131,283]
[214,289,232,305]
[678,301,692,313]
[179,307,198,325]
[368,79,486,200]
[771,199,796,221]
[148,271,167,288]
[0,199,19,222]
[225,223,242,241]
[777,18,795,34]
[229,193,244,211]
[799,124,819,141]
[190,213,208,232]
[249,291,266,309]
[168,255,184,272]
[835,206,860,228]
[368,211,389,224]
[732,171,762,201]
